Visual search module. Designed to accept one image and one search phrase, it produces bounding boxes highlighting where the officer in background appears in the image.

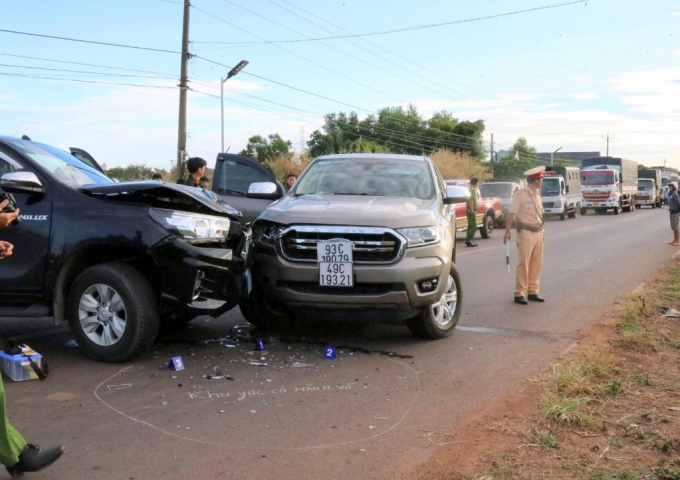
[503,166,546,305]
[465,177,479,247]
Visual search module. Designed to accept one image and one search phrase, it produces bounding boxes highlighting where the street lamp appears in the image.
[551,146,563,167]
[221,60,249,153]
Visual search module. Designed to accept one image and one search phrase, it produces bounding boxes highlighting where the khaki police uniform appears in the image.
[508,167,545,298]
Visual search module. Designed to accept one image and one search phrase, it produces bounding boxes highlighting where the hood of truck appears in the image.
[78,181,242,219]
[260,194,438,228]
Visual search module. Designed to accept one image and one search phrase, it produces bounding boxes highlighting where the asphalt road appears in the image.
[0,206,674,480]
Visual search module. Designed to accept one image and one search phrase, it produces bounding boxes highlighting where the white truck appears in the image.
[636,169,662,209]
[541,166,581,220]
[580,157,638,215]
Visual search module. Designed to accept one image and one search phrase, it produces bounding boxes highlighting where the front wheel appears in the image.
[559,207,566,221]
[67,263,159,363]
[407,265,462,339]
[479,214,494,239]
[239,281,290,331]
[580,207,587,215]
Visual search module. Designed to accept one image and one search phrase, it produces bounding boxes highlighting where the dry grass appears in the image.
[429,149,490,181]
[416,262,680,480]
[265,152,313,182]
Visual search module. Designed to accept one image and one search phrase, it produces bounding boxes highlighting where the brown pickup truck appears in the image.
[445,179,503,239]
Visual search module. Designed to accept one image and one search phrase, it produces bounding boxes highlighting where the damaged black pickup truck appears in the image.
[0,136,250,362]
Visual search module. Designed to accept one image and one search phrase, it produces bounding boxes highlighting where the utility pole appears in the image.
[176,0,191,180]
[602,131,614,157]
[489,133,494,177]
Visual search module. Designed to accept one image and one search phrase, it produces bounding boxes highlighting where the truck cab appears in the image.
[541,166,581,220]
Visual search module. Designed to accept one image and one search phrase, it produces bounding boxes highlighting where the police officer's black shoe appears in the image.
[6,444,65,478]
[514,296,528,305]
[465,242,478,247]
[528,294,545,302]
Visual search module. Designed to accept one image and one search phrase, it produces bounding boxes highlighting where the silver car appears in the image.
[241,153,467,339]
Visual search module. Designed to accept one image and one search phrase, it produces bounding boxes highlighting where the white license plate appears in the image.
[318,239,353,287]
[593,202,600,206]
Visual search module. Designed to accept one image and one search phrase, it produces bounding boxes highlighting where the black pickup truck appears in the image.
[0,136,250,362]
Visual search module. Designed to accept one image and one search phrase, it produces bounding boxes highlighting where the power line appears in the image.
[191,4,403,103]
[0,72,176,89]
[0,28,180,54]
[0,52,177,76]
[193,0,589,44]
[0,63,176,81]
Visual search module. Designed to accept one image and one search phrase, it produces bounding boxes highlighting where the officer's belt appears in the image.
[515,221,543,233]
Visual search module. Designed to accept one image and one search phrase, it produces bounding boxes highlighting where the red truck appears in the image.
[445,179,503,239]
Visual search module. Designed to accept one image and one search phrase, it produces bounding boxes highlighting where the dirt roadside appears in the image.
[407,254,680,480]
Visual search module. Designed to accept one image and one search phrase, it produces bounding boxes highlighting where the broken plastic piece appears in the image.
[64,339,78,348]
[663,308,680,317]
[290,362,316,368]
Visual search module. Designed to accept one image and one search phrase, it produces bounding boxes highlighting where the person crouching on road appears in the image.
[668,183,680,246]
[503,166,546,305]
[465,177,479,247]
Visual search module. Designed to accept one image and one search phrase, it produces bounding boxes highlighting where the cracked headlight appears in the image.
[252,220,286,245]
[397,226,440,247]
[149,208,230,242]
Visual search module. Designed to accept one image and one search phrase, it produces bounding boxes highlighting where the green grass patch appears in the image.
[540,395,596,427]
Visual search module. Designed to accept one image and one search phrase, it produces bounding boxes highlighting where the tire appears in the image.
[67,263,159,363]
[407,265,462,339]
[652,202,656,209]
[559,207,566,221]
[580,207,587,216]
[614,203,621,215]
[479,214,494,239]
[239,281,290,331]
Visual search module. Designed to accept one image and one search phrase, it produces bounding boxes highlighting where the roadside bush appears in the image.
[430,149,489,180]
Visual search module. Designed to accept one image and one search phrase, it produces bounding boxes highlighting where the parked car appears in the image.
[0,136,251,362]
[479,181,521,226]
[220,153,467,339]
[445,179,502,238]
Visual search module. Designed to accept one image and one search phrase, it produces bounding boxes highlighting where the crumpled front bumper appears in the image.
[151,237,250,315]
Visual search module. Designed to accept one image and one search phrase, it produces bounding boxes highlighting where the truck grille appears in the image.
[583,192,611,202]
[280,226,404,263]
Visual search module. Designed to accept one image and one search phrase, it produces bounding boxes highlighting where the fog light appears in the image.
[419,278,438,292]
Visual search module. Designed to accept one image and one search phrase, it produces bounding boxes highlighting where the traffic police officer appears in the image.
[503,166,546,305]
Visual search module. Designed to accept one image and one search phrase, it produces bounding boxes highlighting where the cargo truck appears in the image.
[542,166,581,220]
[660,170,678,188]
[580,157,637,215]
[636,169,662,209]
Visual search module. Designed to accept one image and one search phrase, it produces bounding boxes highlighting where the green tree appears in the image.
[307,105,486,159]
[506,137,537,164]
[240,133,292,163]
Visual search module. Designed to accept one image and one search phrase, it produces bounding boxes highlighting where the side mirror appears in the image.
[247,181,281,200]
[0,171,44,194]
[444,185,470,205]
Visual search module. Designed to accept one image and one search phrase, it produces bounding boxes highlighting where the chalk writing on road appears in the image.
[188,382,358,402]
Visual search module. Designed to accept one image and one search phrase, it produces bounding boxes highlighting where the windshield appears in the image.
[582,171,615,185]
[638,179,653,191]
[293,157,434,199]
[480,183,513,198]
[540,178,561,196]
[7,140,112,187]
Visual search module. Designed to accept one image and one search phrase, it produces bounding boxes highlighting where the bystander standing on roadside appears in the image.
[465,177,479,247]
[199,176,210,189]
[152,173,162,181]
[667,183,680,246]
[663,186,670,208]
[177,157,207,188]
[503,166,546,305]
[0,199,64,477]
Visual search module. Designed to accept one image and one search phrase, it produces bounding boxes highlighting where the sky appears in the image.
[0,0,678,170]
